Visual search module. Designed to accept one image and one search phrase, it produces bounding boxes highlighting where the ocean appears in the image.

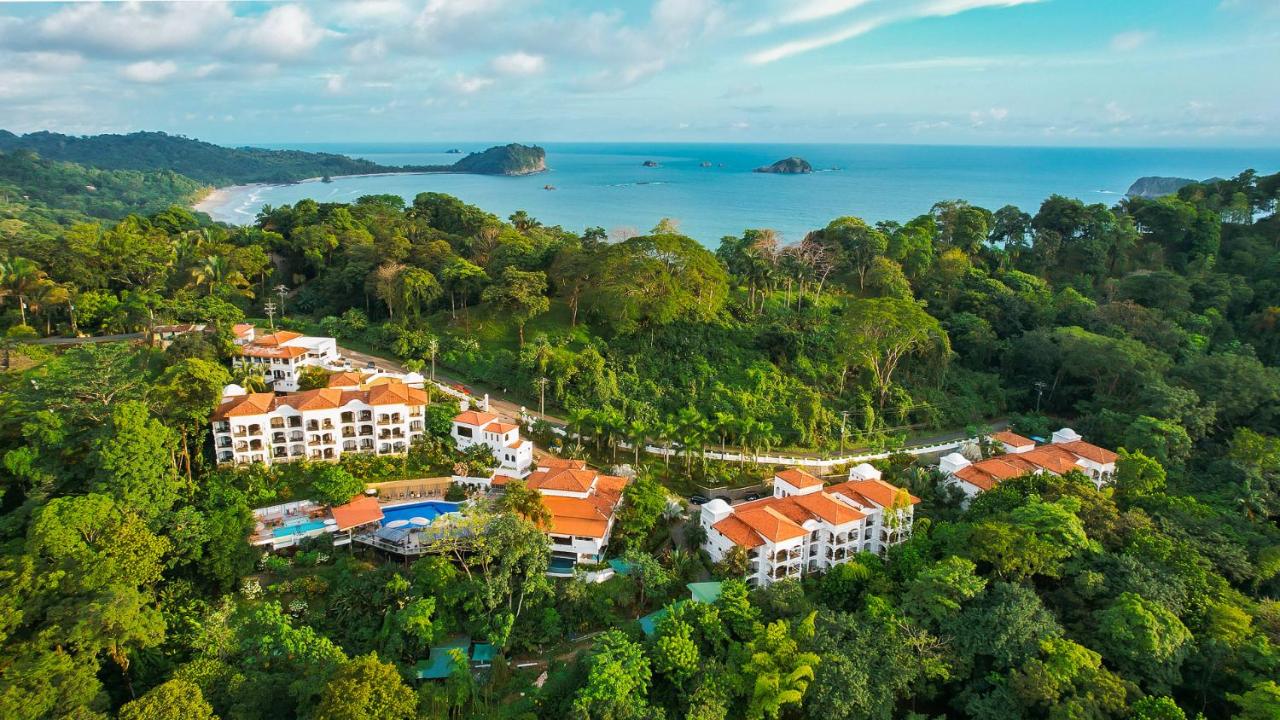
[197,143,1280,246]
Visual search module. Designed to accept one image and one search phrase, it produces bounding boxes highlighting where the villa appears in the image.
[232,326,342,392]
[450,409,535,483]
[700,467,918,587]
[211,379,428,465]
[941,427,1118,499]
[526,457,629,575]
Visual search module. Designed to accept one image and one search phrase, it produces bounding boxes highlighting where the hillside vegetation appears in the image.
[1,150,1279,719]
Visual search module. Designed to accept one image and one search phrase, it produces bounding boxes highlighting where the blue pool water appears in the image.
[199,142,1280,247]
[272,519,327,538]
[380,500,461,526]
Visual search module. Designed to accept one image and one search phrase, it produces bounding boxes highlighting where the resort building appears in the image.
[212,380,428,465]
[526,457,629,575]
[450,410,535,482]
[700,467,919,587]
[232,327,342,392]
[941,427,1118,498]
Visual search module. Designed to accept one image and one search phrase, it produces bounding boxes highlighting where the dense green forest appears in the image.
[0,148,1278,719]
[0,131,398,186]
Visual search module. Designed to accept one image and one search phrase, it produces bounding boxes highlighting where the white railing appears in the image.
[526,413,982,471]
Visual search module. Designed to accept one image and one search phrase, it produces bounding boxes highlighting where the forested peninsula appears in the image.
[1,136,1279,720]
[0,131,546,185]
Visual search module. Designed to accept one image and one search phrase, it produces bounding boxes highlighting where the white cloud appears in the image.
[1110,30,1153,52]
[1104,101,1131,123]
[747,0,1041,64]
[323,73,346,94]
[491,51,546,76]
[237,5,335,60]
[448,72,494,94]
[37,2,234,57]
[120,60,178,84]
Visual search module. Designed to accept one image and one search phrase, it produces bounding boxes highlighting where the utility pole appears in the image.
[275,284,289,322]
[68,301,77,336]
[1034,381,1046,413]
[535,376,549,417]
[840,410,850,455]
[263,301,277,331]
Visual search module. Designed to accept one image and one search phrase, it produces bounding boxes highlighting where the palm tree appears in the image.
[625,418,649,464]
[191,255,250,297]
[0,257,44,326]
[566,407,593,455]
[656,419,677,468]
[425,336,439,381]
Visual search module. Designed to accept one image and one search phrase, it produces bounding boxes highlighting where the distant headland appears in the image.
[0,130,546,186]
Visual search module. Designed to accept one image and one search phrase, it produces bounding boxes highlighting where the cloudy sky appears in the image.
[1,0,1277,146]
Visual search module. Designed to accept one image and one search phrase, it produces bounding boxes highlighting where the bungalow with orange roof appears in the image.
[450,409,534,483]
[942,427,1118,499]
[700,468,919,587]
[211,380,428,465]
[524,457,629,575]
[231,328,341,392]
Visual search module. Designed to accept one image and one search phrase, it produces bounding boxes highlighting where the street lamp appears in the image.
[535,376,549,417]
[840,410,850,454]
[1034,381,1047,413]
[275,285,289,322]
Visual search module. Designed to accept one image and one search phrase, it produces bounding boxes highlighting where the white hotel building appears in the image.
[231,325,342,393]
[450,410,535,482]
[701,466,919,587]
[212,380,428,466]
[941,427,1118,499]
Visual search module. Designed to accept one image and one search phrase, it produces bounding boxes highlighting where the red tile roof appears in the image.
[712,515,766,549]
[538,457,588,470]
[212,382,425,421]
[793,492,867,524]
[488,422,518,434]
[330,496,382,531]
[832,478,921,508]
[327,371,365,388]
[528,467,597,493]
[736,506,808,543]
[454,410,499,427]
[241,344,309,359]
[212,392,277,420]
[1020,446,1082,475]
[776,468,823,489]
[1054,440,1118,465]
[991,430,1035,448]
[542,496,611,538]
[252,330,304,346]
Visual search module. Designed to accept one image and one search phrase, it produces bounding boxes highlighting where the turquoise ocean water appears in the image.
[200,143,1280,247]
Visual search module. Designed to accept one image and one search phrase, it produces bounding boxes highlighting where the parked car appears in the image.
[743,493,761,502]
[688,495,710,505]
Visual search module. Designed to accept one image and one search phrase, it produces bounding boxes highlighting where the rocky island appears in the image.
[1126,176,1199,198]
[754,156,812,174]
[447,143,547,175]
[642,160,660,167]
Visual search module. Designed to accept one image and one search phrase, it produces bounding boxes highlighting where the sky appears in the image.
[1,0,1278,147]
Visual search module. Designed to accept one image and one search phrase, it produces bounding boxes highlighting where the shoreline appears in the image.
[190,168,548,220]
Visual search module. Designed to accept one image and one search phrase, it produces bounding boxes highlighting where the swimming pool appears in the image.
[272,519,328,538]
[380,500,461,526]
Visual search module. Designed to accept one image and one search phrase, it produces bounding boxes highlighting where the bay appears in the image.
[197,142,1280,246]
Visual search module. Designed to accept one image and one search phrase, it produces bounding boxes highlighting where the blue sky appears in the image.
[1,0,1277,146]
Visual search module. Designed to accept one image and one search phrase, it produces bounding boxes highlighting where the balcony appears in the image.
[233,428,249,438]
[306,421,320,432]
[340,412,354,424]
[359,425,374,436]
[272,432,287,444]
[288,417,302,428]
[270,418,285,429]
[409,421,423,432]
[216,437,232,448]
[409,408,423,417]
[342,428,356,438]
[289,431,304,442]
[213,421,230,433]
[247,425,262,435]
[358,411,373,422]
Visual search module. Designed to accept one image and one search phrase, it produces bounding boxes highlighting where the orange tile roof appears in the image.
[241,344,309,359]
[1054,440,1118,465]
[330,496,382,530]
[833,478,921,507]
[233,323,254,337]
[991,430,1035,448]
[287,387,347,411]
[793,492,867,524]
[735,495,811,525]
[487,422,518,434]
[537,457,588,470]
[542,496,610,538]
[528,467,597,493]
[454,410,499,427]
[213,392,277,420]
[954,465,999,491]
[367,382,427,406]
[776,468,823,489]
[328,371,365,388]
[252,330,304,346]
[712,515,766,549]
[736,506,807,543]
[1020,446,1082,475]
[491,474,518,487]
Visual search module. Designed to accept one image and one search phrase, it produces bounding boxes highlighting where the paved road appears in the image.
[337,345,566,425]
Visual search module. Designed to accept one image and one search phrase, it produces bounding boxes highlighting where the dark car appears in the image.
[743,493,761,502]
[688,495,710,505]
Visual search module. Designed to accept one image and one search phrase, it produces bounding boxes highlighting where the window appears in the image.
[457,427,473,439]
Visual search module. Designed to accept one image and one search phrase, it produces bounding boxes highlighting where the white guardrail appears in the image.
[526,413,980,472]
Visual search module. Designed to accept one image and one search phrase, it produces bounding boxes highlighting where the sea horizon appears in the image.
[199,142,1280,245]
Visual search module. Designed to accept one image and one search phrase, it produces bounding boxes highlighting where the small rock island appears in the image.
[754,156,812,174]
[642,160,660,168]
[449,143,547,175]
